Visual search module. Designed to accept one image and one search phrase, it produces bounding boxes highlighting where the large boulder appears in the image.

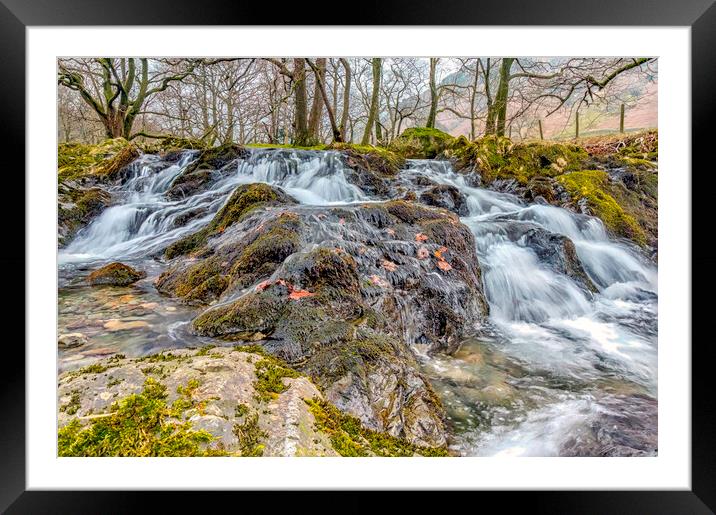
[390,127,455,159]
[157,184,491,447]
[163,182,297,259]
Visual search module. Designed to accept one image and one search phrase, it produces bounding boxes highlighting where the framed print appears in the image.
[3,0,714,512]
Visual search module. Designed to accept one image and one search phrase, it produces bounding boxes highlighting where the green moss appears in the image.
[233,344,270,356]
[450,135,588,185]
[135,351,190,364]
[556,171,647,245]
[328,142,405,177]
[192,290,287,338]
[195,345,217,357]
[164,183,294,259]
[233,405,267,456]
[389,127,455,159]
[253,357,300,402]
[60,389,82,415]
[142,136,208,153]
[58,378,225,457]
[306,398,448,457]
[58,138,139,182]
[67,362,112,378]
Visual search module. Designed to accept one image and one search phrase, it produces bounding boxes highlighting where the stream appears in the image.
[58,148,658,457]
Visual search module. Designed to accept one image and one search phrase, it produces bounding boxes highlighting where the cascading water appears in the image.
[58,149,657,456]
[60,148,368,264]
[400,160,657,456]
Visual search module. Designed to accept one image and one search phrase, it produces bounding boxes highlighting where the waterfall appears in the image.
[59,149,658,456]
[60,148,368,263]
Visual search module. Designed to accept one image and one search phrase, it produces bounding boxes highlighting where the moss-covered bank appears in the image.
[389,127,455,159]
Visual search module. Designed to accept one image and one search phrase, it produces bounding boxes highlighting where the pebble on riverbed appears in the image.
[58,332,88,349]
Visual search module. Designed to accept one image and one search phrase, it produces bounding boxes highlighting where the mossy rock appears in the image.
[449,135,589,185]
[58,138,140,183]
[192,288,289,339]
[158,212,302,304]
[164,183,296,259]
[328,142,405,177]
[305,397,449,457]
[389,127,455,159]
[556,170,647,245]
[87,262,146,286]
[58,186,111,246]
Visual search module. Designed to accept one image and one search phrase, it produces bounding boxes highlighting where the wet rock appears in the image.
[162,183,297,260]
[58,333,88,349]
[518,227,598,293]
[496,222,597,293]
[560,394,658,457]
[58,184,111,247]
[524,176,557,204]
[419,184,469,216]
[87,262,146,286]
[103,319,151,332]
[166,144,248,199]
[166,169,217,199]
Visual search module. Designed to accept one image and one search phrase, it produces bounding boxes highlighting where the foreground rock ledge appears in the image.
[58,347,449,457]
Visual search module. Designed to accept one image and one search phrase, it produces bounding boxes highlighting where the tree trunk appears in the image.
[307,59,343,142]
[308,57,326,141]
[361,58,382,145]
[426,58,439,129]
[339,58,351,141]
[292,58,310,146]
[494,58,514,137]
[483,58,496,135]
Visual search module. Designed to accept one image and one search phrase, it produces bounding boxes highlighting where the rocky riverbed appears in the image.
[57,130,658,457]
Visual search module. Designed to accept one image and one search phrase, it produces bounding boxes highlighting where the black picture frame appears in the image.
[3,1,714,512]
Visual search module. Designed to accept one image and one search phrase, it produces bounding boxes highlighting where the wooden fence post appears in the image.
[538,119,544,140]
[575,111,580,139]
[620,103,625,134]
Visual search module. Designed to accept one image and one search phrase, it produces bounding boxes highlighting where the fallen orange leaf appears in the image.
[288,289,315,300]
[415,233,428,242]
[382,260,398,272]
[434,246,449,259]
[436,260,452,271]
[255,279,272,292]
